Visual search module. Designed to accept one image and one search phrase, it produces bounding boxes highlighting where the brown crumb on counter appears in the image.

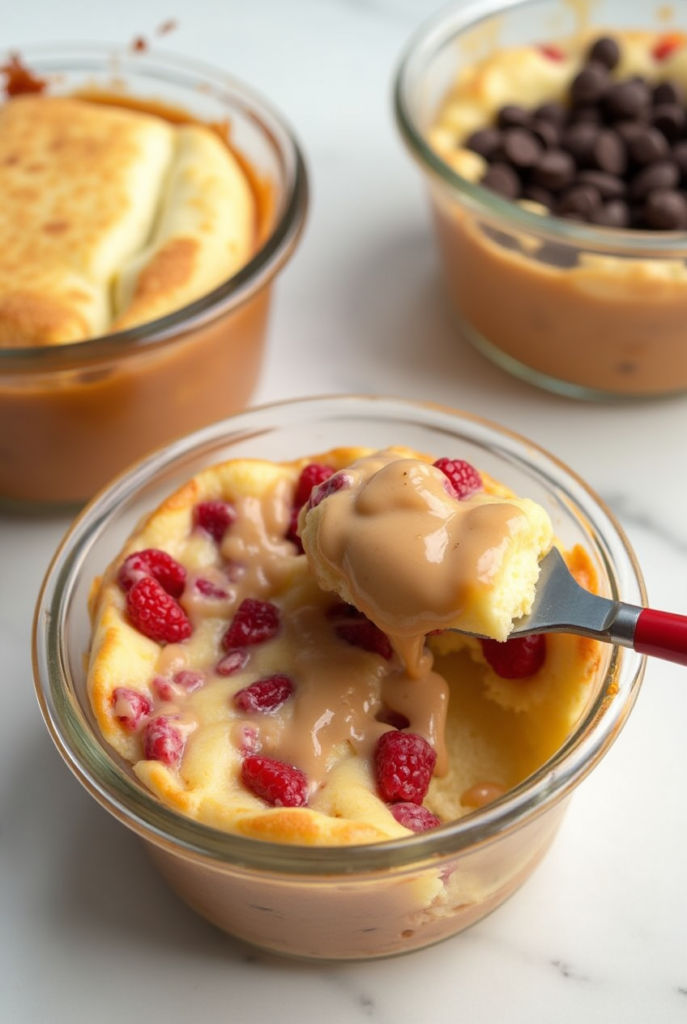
[156,19,178,36]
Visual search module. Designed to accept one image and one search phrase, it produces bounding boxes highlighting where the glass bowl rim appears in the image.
[33,393,647,875]
[0,41,309,374]
[393,0,687,254]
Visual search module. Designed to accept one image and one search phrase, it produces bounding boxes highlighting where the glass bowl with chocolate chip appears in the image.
[33,395,645,960]
[395,0,687,398]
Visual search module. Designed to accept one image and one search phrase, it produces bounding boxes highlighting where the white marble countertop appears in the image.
[3,1,687,1021]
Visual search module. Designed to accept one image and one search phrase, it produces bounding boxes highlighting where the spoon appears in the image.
[450,547,687,667]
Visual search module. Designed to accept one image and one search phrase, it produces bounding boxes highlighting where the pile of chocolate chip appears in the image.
[466,35,687,229]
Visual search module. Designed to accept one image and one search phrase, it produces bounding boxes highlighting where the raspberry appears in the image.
[195,577,229,599]
[390,802,441,833]
[143,716,185,766]
[127,577,192,645]
[152,676,175,702]
[433,458,482,500]
[223,598,280,650]
[480,633,547,679]
[118,548,186,598]
[234,674,294,712]
[285,506,304,551]
[294,463,335,508]
[326,600,364,622]
[374,731,437,804]
[328,603,394,659]
[225,561,247,583]
[538,43,565,61]
[335,621,393,660]
[237,724,261,753]
[153,670,204,701]
[286,464,337,549]
[307,472,349,510]
[216,649,249,676]
[173,670,204,692]
[112,687,152,730]
[241,755,308,807]
[194,500,236,542]
[653,34,684,61]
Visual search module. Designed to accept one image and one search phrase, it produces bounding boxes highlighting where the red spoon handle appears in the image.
[633,608,687,667]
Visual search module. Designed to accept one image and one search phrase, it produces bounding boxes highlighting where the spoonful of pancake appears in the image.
[299,448,687,669]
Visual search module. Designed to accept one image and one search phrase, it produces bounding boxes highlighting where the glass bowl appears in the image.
[33,395,646,961]
[394,0,687,400]
[0,43,308,509]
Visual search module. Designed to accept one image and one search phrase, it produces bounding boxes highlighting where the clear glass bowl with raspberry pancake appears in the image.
[33,396,646,960]
[0,44,307,507]
[395,0,687,398]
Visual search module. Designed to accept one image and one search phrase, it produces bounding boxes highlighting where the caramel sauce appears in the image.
[301,451,542,671]
[121,476,451,795]
[460,781,507,809]
[0,53,48,96]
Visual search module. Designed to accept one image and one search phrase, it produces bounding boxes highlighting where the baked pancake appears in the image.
[87,447,601,845]
[0,95,256,346]
[112,123,256,332]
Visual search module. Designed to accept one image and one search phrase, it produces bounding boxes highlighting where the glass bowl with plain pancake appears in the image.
[33,395,646,961]
[0,43,307,507]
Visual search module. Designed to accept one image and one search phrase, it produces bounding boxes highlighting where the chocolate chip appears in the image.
[530,118,560,149]
[466,127,503,160]
[481,162,521,199]
[653,80,683,107]
[672,140,687,179]
[502,127,542,168]
[557,183,602,219]
[605,79,651,120]
[615,120,645,145]
[563,122,599,166]
[652,103,686,142]
[576,169,627,199]
[629,205,647,228]
[558,211,586,222]
[535,242,578,268]
[523,184,555,209]
[588,36,620,70]
[592,129,627,175]
[644,188,687,229]
[590,198,631,228]
[531,149,576,191]
[468,50,687,233]
[481,225,521,251]
[497,105,530,130]
[626,125,669,165]
[571,62,610,105]
[534,101,567,126]
[629,159,680,201]
[570,105,604,125]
